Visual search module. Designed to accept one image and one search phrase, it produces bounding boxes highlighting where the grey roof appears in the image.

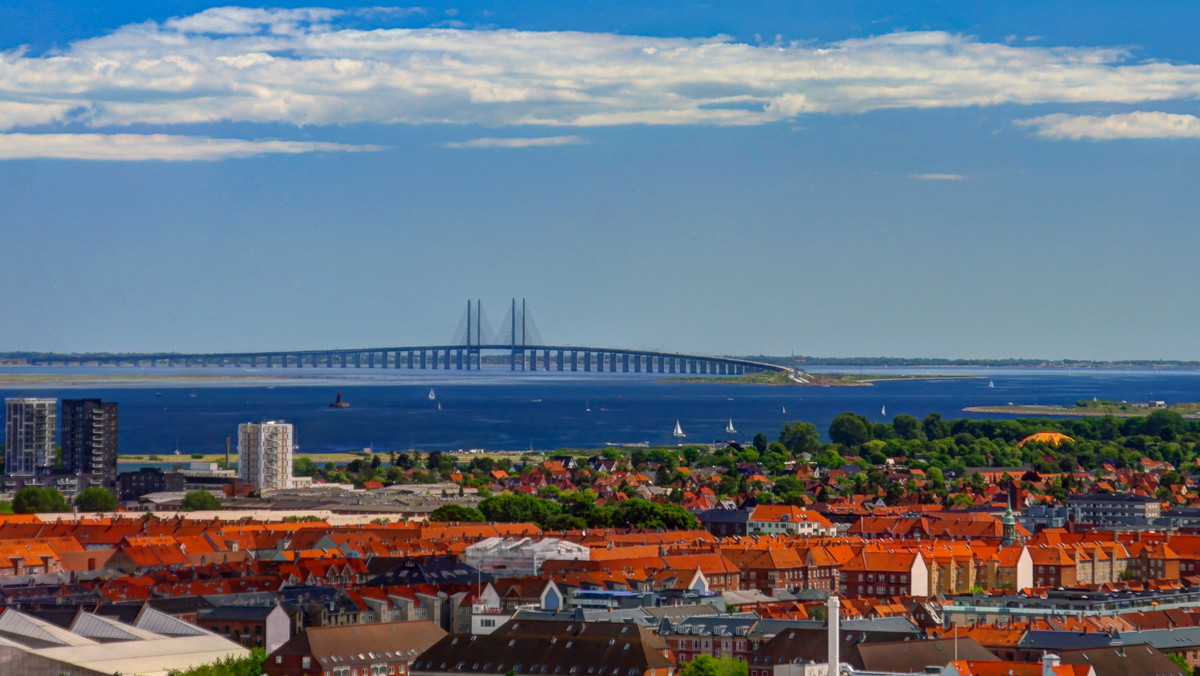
[200,605,279,622]
[513,608,655,627]
[1115,627,1200,650]
[367,555,492,587]
[1018,630,1116,651]
[857,637,997,672]
[698,509,752,524]
[752,617,921,640]
[1058,644,1185,676]
[666,614,758,634]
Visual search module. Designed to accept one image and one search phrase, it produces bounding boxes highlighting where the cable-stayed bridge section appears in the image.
[29,300,788,376]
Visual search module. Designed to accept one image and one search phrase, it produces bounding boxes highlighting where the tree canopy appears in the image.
[429,504,486,522]
[12,486,70,514]
[680,655,748,676]
[167,648,267,676]
[74,487,117,512]
[180,491,222,511]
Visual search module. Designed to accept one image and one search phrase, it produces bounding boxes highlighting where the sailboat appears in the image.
[428,388,436,401]
[781,405,787,415]
[726,419,737,434]
[987,380,995,388]
[881,405,887,417]
[437,402,442,411]
[585,401,591,412]
[673,420,686,438]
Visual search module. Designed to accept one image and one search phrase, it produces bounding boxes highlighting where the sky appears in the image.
[2,1,1199,361]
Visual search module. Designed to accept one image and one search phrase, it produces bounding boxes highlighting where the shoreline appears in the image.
[963,405,1200,419]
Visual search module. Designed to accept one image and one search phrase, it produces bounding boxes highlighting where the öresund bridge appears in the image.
[30,300,789,376]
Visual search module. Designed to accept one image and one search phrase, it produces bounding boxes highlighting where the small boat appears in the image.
[155,392,162,397]
[585,401,591,412]
[437,402,442,411]
[987,380,995,388]
[726,419,737,434]
[428,388,436,401]
[781,405,787,414]
[881,405,887,416]
[673,420,686,438]
[330,391,350,408]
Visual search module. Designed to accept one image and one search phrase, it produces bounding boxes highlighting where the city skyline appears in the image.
[2,2,1199,360]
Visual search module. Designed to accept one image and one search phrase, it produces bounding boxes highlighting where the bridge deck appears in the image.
[28,344,788,374]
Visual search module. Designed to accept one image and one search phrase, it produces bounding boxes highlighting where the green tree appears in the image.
[180,491,222,511]
[74,487,117,512]
[167,648,267,676]
[429,504,486,522]
[12,486,70,514]
[679,655,748,676]
[479,493,561,526]
[293,456,319,477]
[779,421,821,456]
[828,412,872,447]
[892,414,924,440]
[752,433,768,453]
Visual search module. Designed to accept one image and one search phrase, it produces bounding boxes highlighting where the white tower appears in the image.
[827,595,840,676]
[237,421,295,491]
[5,397,57,476]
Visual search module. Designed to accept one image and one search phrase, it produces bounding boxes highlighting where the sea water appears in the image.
[2,365,1199,455]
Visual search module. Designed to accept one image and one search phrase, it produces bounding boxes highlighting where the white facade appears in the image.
[4,397,57,476]
[237,421,295,491]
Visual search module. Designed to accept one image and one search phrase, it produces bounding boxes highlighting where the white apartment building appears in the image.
[237,421,295,491]
[5,397,57,476]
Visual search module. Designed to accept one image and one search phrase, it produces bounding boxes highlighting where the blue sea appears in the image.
[2,365,1200,456]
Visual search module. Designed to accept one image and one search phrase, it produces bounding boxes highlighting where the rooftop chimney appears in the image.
[827,596,840,676]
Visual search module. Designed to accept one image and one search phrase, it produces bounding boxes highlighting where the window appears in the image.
[304,657,312,668]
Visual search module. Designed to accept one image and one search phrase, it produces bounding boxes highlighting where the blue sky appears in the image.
[2,1,1199,360]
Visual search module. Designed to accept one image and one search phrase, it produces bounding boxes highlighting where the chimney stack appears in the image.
[827,596,840,676]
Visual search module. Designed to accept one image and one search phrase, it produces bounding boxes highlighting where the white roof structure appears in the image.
[463,537,590,576]
[0,607,248,676]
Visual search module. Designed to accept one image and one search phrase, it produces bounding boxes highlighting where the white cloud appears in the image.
[909,173,965,180]
[1016,111,1200,140]
[441,135,586,148]
[3,7,1200,135]
[0,132,383,161]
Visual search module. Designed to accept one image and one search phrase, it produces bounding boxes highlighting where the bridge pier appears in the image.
[556,350,564,371]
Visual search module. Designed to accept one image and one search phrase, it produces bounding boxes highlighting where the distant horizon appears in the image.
[4,3,1199,360]
[5,349,1200,367]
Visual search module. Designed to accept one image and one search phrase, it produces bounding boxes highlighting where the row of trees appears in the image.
[431,492,699,531]
[6,486,221,514]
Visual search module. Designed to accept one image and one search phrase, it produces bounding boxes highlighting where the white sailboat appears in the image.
[987,380,995,388]
[781,405,787,414]
[673,420,686,438]
[725,419,737,434]
[437,402,442,411]
[881,405,887,417]
[585,401,591,412]
[428,388,436,401]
